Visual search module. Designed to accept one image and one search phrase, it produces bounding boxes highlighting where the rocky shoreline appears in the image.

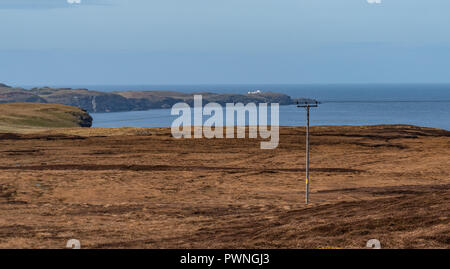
[0,83,313,113]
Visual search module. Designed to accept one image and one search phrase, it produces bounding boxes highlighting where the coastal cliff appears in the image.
[0,83,299,113]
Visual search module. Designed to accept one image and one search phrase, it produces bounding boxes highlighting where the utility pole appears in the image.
[297,100,319,205]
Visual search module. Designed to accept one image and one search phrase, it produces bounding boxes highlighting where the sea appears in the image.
[44,84,450,130]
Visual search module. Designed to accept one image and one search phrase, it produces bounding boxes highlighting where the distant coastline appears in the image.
[0,83,315,113]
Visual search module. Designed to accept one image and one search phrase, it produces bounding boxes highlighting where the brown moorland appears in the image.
[0,125,449,248]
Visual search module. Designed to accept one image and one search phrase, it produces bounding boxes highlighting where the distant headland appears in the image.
[0,83,314,113]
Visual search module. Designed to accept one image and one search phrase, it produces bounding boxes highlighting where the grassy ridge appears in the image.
[0,102,92,133]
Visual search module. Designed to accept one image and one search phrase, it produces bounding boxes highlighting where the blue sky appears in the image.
[1,0,450,85]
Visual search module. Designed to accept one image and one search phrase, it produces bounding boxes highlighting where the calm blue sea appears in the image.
[52,84,450,130]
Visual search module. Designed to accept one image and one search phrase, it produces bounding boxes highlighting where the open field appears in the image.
[0,125,449,248]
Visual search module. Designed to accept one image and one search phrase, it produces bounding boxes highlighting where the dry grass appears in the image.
[0,125,448,249]
[0,102,91,133]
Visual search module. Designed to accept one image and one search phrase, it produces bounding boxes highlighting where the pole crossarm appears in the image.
[296,100,320,108]
[297,104,319,108]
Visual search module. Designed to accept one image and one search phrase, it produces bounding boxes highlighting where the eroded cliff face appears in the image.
[70,109,93,127]
[1,83,297,113]
[36,90,134,113]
